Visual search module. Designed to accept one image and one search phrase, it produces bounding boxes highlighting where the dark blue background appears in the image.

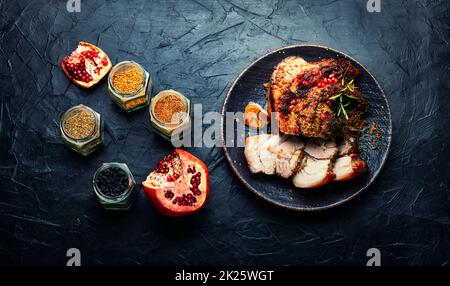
[0,0,449,265]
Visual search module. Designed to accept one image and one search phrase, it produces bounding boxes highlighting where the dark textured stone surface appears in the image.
[0,0,449,266]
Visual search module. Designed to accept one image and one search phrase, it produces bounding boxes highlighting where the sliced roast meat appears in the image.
[292,156,335,188]
[245,134,366,189]
[268,57,360,138]
[333,155,366,181]
[275,137,305,179]
[244,134,272,174]
[304,139,338,159]
[259,135,287,175]
[337,137,356,157]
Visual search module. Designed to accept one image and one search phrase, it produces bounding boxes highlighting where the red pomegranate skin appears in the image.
[142,149,210,217]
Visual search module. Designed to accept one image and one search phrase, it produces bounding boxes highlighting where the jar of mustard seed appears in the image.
[60,104,104,156]
[108,61,152,112]
[149,89,191,142]
[93,162,136,210]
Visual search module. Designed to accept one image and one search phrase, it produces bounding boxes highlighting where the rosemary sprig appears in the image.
[330,77,359,120]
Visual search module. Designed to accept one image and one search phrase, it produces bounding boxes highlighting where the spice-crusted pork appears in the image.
[275,137,305,179]
[332,139,366,181]
[244,134,366,189]
[292,156,335,189]
[268,57,360,139]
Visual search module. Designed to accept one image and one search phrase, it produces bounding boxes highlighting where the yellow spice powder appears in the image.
[154,95,186,123]
[112,66,143,94]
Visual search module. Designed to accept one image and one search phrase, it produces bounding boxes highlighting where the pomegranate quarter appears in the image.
[60,42,112,88]
[142,149,210,217]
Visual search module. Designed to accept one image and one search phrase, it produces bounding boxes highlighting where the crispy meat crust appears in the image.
[268,57,360,138]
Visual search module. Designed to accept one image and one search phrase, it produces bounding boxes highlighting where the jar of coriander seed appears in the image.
[108,61,152,112]
[60,104,104,156]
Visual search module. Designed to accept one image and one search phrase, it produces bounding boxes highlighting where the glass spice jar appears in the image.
[107,61,152,112]
[92,162,136,210]
[60,104,104,156]
[149,89,191,142]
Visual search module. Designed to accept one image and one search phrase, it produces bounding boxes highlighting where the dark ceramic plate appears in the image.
[220,45,392,211]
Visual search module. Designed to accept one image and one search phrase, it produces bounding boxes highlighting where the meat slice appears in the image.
[304,139,338,159]
[333,155,366,181]
[275,137,305,179]
[244,134,271,174]
[268,57,360,138]
[292,156,335,188]
[337,137,357,157]
[259,135,287,175]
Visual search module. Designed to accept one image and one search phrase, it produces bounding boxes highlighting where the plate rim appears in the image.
[220,44,393,211]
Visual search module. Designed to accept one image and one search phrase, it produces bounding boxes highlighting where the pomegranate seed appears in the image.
[293,126,299,133]
[320,113,327,121]
[302,81,308,87]
[290,99,297,105]
[326,100,332,105]
[288,106,294,112]
[165,190,174,199]
[102,58,108,66]
[167,175,173,182]
[172,173,179,180]
[355,161,365,170]
[296,73,302,79]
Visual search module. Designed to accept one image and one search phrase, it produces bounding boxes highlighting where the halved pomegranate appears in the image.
[60,42,112,88]
[142,149,210,217]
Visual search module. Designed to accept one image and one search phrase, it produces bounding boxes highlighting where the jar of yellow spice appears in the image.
[108,61,152,112]
[149,90,191,142]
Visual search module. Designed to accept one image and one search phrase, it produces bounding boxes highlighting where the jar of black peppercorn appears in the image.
[93,163,136,210]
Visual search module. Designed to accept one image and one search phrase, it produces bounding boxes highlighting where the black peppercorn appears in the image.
[94,167,129,197]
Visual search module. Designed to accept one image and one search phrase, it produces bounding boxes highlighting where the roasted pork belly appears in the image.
[244,134,272,174]
[259,135,287,175]
[268,57,360,139]
[275,137,305,179]
[337,137,356,157]
[244,134,365,188]
[333,155,366,181]
[304,139,338,159]
[292,156,335,189]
